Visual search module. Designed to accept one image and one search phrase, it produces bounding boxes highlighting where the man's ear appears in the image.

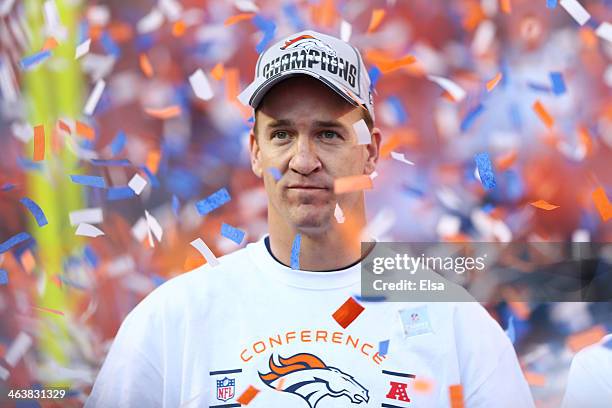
[364,127,382,175]
[249,129,263,178]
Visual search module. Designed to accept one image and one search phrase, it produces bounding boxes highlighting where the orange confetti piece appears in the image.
[57,119,71,134]
[592,187,612,222]
[567,325,606,352]
[495,149,517,171]
[75,120,95,140]
[500,0,512,14]
[379,55,417,74]
[146,150,161,174]
[486,72,503,91]
[332,297,364,329]
[311,0,338,28]
[224,13,255,26]
[412,378,433,393]
[367,9,386,33]
[530,199,560,211]
[41,36,59,51]
[334,175,373,194]
[139,53,154,78]
[33,306,65,316]
[236,385,259,405]
[108,22,133,43]
[508,301,531,320]
[577,125,592,157]
[210,63,225,81]
[172,20,186,37]
[33,124,45,162]
[145,105,181,119]
[532,100,554,130]
[449,384,465,408]
[21,250,36,275]
[524,371,546,387]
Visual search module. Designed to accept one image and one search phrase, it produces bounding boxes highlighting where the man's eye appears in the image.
[321,131,340,139]
[272,131,289,139]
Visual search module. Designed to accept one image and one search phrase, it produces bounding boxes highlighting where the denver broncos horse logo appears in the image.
[258,353,369,407]
[280,35,338,57]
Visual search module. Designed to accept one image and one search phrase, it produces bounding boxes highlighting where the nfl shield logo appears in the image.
[217,377,235,402]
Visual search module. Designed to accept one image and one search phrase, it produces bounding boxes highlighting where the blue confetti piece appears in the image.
[475,152,497,190]
[586,18,599,29]
[0,232,31,254]
[549,72,566,95]
[505,316,516,344]
[253,15,276,53]
[141,166,160,189]
[78,20,89,44]
[221,223,246,245]
[19,49,52,70]
[70,175,107,188]
[1,183,15,191]
[509,103,522,131]
[19,198,48,227]
[546,0,557,8]
[83,245,98,268]
[368,66,381,89]
[100,31,121,57]
[17,157,43,172]
[110,131,126,156]
[379,339,390,356]
[91,159,131,167]
[0,269,8,285]
[290,233,301,269]
[527,82,551,93]
[387,96,408,124]
[482,203,495,213]
[354,294,387,302]
[107,186,136,200]
[460,103,484,132]
[151,274,167,287]
[172,195,180,216]
[282,3,306,30]
[267,167,282,181]
[196,187,231,215]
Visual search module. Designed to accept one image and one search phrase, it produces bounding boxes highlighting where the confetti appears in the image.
[5,332,32,367]
[413,378,433,393]
[0,269,7,285]
[267,167,282,181]
[196,188,231,215]
[567,325,608,352]
[352,119,371,145]
[560,0,590,26]
[83,79,106,116]
[75,223,105,237]
[367,9,385,33]
[236,385,259,405]
[172,20,186,37]
[524,371,546,387]
[486,72,503,91]
[334,203,345,223]
[379,339,390,356]
[224,13,255,26]
[332,297,364,329]
[19,50,52,71]
[235,0,259,13]
[189,69,214,101]
[107,187,136,201]
[70,175,106,188]
[449,384,465,408]
[460,103,485,132]
[505,316,516,343]
[474,152,496,189]
[20,197,48,227]
[530,199,560,210]
[592,187,612,222]
[210,63,224,81]
[334,175,373,194]
[596,22,612,44]
[547,0,557,8]
[33,124,45,162]
[549,72,566,95]
[221,223,246,244]
[427,75,466,102]
[390,151,415,166]
[128,173,147,195]
[532,100,554,129]
[33,306,65,316]
[500,0,512,13]
[472,20,496,55]
[109,130,126,156]
[75,38,91,59]
[69,208,102,226]
[340,20,352,42]
[252,15,276,53]
[145,210,163,244]
[290,233,301,269]
[0,232,32,254]
[190,237,220,267]
[76,120,95,140]
[139,53,154,77]
[91,159,131,167]
[145,105,181,119]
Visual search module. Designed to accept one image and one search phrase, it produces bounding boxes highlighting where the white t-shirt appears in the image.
[86,236,534,408]
[562,334,612,408]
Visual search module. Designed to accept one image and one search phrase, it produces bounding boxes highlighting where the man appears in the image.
[86,30,534,407]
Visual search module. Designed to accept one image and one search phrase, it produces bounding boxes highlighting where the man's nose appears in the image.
[288,135,322,175]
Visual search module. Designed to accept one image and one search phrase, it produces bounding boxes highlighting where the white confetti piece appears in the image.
[560,0,590,26]
[75,223,105,237]
[340,20,352,42]
[83,79,105,116]
[352,119,371,145]
[0,365,8,381]
[190,237,220,267]
[43,0,67,41]
[128,173,147,195]
[5,332,32,367]
[234,0,259,12]
[75,38,91,59]
[189,68,214,101]
[159,0,182,21]
[137,7,164,34]
[334,203,345,224]
[427,75,466,102]
[0,0,16,17]
[390,151,415,165]
[596,22,612,44]
[0,60,18,103]
[436,214,461,237]
[369,171,378,180]
[471,19,496,56]
[145,210,163,246]
[69,208,103,226]
[604,65,612,88]
[86,5,110,26]
[11,122,33,143]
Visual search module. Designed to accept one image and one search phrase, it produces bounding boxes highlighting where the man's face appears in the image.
[249,76,380,234]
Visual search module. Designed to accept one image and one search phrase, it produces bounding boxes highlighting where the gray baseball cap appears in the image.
[238,30,375,121]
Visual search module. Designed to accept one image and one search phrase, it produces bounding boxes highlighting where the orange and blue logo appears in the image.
[259,353,369,408]
[279,35,337,57]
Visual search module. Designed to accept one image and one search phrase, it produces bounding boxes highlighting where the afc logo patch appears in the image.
[216,377,235,402]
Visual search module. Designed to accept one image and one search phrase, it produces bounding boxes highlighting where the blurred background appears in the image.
[0,0,611,406]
